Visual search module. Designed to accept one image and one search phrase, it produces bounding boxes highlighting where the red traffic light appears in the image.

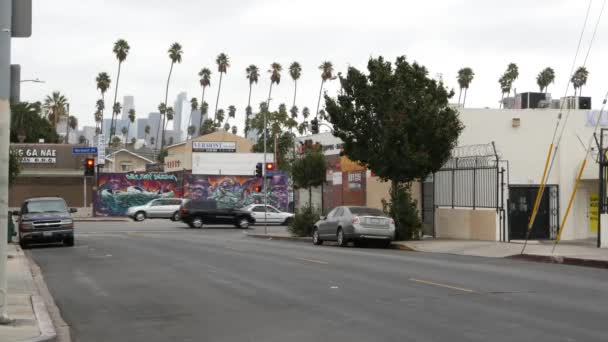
[86,159,94,167]
[255,185,262,193]
[265,163,275,171]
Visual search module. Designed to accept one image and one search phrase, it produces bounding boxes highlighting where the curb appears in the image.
[507,254,608,269]
[26,295,57,342]
[74,218,129,222]
[247,233,418,251]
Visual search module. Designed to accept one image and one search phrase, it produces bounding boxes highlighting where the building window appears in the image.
[121,163,132,172]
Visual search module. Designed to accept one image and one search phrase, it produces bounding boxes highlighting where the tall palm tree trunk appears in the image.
[109,62,122,143]
[315,80,325,119]
[292,80,298,108]
[457,88,462,106]
[214,73,224,122]
[99,93,105,135]
[245,84,253,135]
[267,82,274,111]
[463,88,469,108]
[157,62,174,152]
[198,87,207,135]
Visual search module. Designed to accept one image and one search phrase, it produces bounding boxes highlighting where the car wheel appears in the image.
[312,228,323,245]
[64,237,74,247]
[283,217,293,226]
[191,217,204,229]
[237,217,250,229]
[337,229,348,247]
[19,241,28,249]
[135,211,146,222]
[171,211,180,222]
[381,240,392,249]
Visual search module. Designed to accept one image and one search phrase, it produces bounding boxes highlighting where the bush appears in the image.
[288,205,321,237]
[382,182,422,240]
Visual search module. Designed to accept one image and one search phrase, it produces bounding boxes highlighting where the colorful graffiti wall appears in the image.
[183,174,289,211]
[94,173,180,216]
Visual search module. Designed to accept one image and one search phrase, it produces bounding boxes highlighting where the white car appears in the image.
[242,204,294,225]
[127,198,185,222]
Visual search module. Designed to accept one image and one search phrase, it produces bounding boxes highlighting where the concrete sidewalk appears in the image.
[247,226,608,268]
[0,243,56,342]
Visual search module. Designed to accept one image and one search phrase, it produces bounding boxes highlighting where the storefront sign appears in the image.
[13,147,57,164]
[348,171,363,190]
[192,141,236,153]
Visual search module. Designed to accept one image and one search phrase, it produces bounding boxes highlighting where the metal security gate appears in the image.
[507,185,559,240]
[427,143,509,241]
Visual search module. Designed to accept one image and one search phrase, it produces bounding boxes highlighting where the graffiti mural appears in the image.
[184,174,289,211]
[95,173,180,216]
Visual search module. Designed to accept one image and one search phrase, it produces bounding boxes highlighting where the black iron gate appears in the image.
[508,185,558,240]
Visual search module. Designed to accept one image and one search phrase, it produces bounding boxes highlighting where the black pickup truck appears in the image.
[179,199,255,229]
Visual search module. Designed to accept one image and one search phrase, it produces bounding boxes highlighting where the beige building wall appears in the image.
[366,176,422,216]
[435,208,497,240]
[105,151,150,172]
[166,131,254,170]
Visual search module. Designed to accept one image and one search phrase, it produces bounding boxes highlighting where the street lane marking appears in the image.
[409,278,475,293]
[296,257,329,265]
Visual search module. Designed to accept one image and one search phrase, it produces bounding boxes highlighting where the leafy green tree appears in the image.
[316,61,335,119]
[571,66,589,96]
[159,42,183,151]
[43,91,68,128]
[289,61,302,114]
[109,39,130,142]
[245,64,259,135]
[9,150,20,186]
[111,136,122,148]
[291,149,327,206]
[325,56,463,240]
[250,103,295,170]
[95,72,111,134]
[214,53,230,121]
[198,67,212,131]
[10,102,60,143]
[66,115,78,143]
[126,109,136,147]
[456,67,474,107]
[536,67,555,94]
[200,119,215,135]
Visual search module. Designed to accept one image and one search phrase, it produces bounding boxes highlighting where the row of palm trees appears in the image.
[41,91,78,143]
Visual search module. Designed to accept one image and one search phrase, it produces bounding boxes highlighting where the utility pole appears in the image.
[263,103,268,235]
[1,0,31,323]
[0,0,12,324]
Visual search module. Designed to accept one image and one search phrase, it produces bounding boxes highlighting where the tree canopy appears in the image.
[10,102,60,143]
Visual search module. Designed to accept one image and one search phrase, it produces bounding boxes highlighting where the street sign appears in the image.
[72,147,98,154]
[97,134,105,165]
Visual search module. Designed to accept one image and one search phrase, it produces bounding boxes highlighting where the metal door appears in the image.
[508,186,555,240]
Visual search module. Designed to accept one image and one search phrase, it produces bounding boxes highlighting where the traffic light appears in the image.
[265,162,275,171]
[311,118,319,134]
[255,185,262,193]
[255,163,263,177]
[84,158,95,176]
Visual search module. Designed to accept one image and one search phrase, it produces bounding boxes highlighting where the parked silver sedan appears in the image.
[127,198,186,222]
[312,206,395,247]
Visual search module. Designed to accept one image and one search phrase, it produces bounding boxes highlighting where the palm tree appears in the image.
[302,107,310,120]
[110,102,122,138]
[144,124,151,145]
[111,136,122,148]
[228,105,236,120]
[223,122,231,132]
[95,72,111,134]
[200,119,215,136]
[536,67,555,94]
[499,74,510,108]
[214,53,230,121]
[316,61,335,119]
[94,110,103,132]
[126,109,135,147]
[231,125,238,135]
[266,62,283,111]
[289,62,302,111]
[155,102,166,148]
[78,135,87,144]
[121,126,128,146]
[43,91,68,128]
[571,66,589,96]
[506,63,519,97]
[198,67,212,130]
[245,64,259,135]
[109,39,130,142]
[165,107,175,132]
[297,121,309,135]
[150,136,155,147]
[187,125,196,138]
[131,137,136,145]
[216,109,226,127]
[187,97,199,140]
[158,42,183,151]
[66,116,78,144]
[456,67,475,107]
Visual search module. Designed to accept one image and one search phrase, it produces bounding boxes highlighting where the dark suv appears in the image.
[13,197,77,248]
[180,199,255,229]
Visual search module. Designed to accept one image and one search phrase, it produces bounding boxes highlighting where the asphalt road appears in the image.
[28,221,608,342]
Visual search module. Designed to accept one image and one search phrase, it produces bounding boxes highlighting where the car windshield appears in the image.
[349,207,385,217]
[25,200,68,214]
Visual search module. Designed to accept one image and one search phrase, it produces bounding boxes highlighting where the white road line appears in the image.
[409,278,475,293]
[295,257,329,265]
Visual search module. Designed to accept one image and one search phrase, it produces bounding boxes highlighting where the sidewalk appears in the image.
[247,226,608,268]
[0,243,56,342]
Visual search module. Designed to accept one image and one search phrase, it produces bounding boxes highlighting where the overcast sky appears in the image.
[11,0,608,132]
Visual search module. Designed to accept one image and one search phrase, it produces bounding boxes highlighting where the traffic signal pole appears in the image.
[0,0,11,323]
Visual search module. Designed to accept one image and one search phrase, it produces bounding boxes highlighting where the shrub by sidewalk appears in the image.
[288,205,320,237]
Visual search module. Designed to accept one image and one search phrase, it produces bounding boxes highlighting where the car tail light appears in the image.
[181,207,188,214]
[352,216,360,224]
